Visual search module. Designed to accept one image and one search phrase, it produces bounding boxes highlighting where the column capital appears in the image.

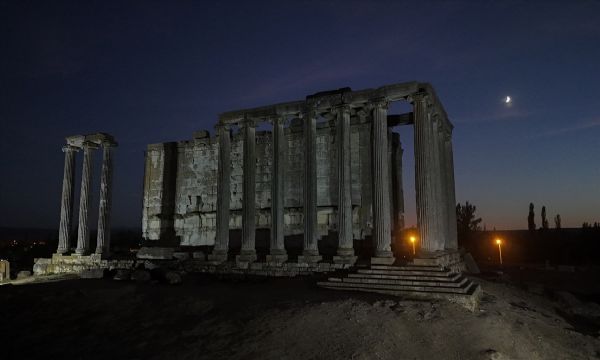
[333,103,351,115]
[82,141,99,150]
[215,122,230,131]
[239,117,258,128]
[408,91,429,104]
[101,140,117,148]
[368,97,389,110]
[62,144,79,153]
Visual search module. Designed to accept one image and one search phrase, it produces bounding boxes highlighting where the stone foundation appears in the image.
[33,254,135,276]
[412,250,466,273]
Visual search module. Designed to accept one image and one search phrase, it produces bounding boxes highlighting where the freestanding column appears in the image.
[237,118,258,264]
[371,99,394,264]
[413,93,444,252]
[95,142,115,256]
[298,108,322,263]
[209,124,231,263]
[444,130,458,249]
[334,105,357,264]
[57,145,78,254]
[267,116,288,263]
[75,141,97,255]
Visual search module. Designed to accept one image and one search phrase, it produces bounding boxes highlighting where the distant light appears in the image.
[495,238,502,245]
[504,96,511,104]
[410,236,416,243]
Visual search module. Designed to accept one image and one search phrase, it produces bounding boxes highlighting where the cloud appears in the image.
[454,108,531,124]
[530,118,600,138]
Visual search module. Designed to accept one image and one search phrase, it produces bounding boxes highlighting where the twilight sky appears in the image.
[1,0,599,230]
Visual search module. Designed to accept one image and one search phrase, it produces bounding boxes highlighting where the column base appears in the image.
[333,255,357,265]
[207,249,228,265]
[266,254,288,264]
[298,249,322,264]
[236,249,257,266]
[95,249,110,258]
[371,255,396,265]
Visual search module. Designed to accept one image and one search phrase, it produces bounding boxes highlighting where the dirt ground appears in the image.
[1,272,599,360]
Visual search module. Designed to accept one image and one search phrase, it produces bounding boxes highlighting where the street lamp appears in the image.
[409,236,416,255]
[495,238,503,265]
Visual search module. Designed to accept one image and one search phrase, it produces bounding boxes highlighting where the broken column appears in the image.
[95,141,116,256]
[57,144,78,254]
[371,99,394,264]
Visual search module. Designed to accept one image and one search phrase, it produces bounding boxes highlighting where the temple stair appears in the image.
[317,263,481,311]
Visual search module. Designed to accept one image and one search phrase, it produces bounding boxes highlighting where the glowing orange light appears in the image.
[495,238,503,265]
[409,236,416,255]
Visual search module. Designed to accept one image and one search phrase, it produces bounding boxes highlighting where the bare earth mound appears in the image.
[1,274,598,359]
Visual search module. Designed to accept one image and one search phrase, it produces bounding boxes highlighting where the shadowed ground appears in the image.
[1,273,599,359]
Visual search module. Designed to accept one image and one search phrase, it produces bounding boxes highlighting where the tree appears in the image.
[541,206,549,230]
[528,203,536,231]
[456,201,482,236]
[554,214,561,230]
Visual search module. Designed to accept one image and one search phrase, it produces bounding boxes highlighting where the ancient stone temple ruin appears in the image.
[35,82,480,310]
[142,81,457,265]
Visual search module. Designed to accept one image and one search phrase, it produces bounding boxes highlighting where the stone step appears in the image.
[344,274,466,287]
[357,269,457,277]
[317,279,475,295]
[340,276,469,289]
[370,264,444,271]
[348,272,463,282]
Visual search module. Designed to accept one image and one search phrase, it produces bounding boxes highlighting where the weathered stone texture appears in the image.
[142,119,395,247]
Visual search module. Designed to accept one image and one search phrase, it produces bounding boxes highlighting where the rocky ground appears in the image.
[1,270,600,360]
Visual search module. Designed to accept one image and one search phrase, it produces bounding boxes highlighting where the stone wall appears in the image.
[142,119,403,247]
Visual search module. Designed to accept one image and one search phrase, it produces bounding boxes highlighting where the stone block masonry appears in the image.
[142,82,458,266]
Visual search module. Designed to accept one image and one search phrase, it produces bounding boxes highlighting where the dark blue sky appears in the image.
[1,0,599,230]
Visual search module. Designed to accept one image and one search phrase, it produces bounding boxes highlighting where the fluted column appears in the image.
[298,108,321,263]
[371,99,394,264]
[432,116,447,249]
[392,134,405,232]
[444,130,458,249]
[75,141,97,255]
[209,124,231,263]
[267,116,288,263]
[333,105,356,264]
[95,142,115,256]
[57,145,79,254]
[237,118,257,264]
[413,93,444,252]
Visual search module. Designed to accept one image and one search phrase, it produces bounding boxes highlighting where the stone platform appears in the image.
[317,262,481,311]
[33,254,135,276]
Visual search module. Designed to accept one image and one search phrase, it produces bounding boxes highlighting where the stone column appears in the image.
[237,118,258,264]
[57,145,79,254]
[267,116,288,263]
[95,142,115,256]
[392,134,405,232]
[298,108,322,263]
[444,129,458,249]
[209,124,231,263]
[371,99,394,264]
[413,94,444,252]
[75,141,97,255]
[432,116,447,249]
[334,105,357,264]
